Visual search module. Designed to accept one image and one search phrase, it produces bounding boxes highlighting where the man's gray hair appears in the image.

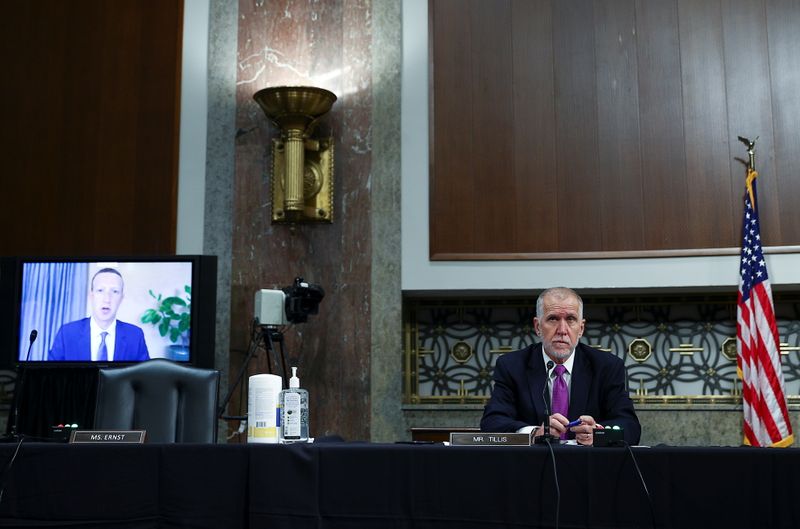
[536,287,583,319]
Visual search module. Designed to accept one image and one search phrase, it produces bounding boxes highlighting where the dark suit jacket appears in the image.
[480,343,641,444]
[48,318,150,362]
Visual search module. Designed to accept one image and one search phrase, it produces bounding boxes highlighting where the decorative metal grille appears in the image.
[403,294,800,405]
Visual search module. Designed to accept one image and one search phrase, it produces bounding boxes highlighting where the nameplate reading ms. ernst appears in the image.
[449,433,531,446]
[69,430,146,444]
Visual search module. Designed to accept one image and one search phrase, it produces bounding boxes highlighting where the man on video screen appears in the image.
[49,268,150,362]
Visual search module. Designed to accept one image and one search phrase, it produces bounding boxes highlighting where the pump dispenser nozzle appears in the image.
[290,366,300,388]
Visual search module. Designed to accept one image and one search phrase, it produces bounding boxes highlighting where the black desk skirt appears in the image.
[0,442,798,529]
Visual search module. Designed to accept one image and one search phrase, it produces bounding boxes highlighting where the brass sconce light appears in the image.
[253,86,337,223]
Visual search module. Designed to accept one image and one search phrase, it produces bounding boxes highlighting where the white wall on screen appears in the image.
[83,262,193,359]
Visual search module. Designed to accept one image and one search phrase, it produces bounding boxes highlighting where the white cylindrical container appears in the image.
[247,373,282,443]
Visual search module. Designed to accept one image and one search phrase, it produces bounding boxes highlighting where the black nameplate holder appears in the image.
[449,432,531,446]
[69,430,146,444]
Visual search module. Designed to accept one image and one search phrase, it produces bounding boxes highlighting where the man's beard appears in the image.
[545,343,574,361]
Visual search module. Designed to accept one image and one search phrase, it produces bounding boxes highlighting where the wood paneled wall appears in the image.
[429,0,800,259]
[0,1,183,256]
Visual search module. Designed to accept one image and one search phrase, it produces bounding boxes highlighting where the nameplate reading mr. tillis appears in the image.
[69,430,146,444]
[449,432,531,446]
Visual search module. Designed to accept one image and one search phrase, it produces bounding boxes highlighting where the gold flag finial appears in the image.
[737,135,758,172]
[738,136,759,207]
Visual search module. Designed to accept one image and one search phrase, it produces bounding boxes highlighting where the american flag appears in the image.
[736,168,793,447]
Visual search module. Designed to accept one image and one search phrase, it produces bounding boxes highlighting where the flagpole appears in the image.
[735,133,793,447]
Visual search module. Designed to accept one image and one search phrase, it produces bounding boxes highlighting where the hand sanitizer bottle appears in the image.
[279,367,309,443]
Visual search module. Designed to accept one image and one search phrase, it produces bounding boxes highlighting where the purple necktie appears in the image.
[551,364,569,439]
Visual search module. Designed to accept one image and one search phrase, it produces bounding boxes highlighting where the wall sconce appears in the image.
[253,86,337,223]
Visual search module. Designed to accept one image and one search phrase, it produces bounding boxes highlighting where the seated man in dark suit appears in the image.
[481,287,640,445]
[49,268,149,362]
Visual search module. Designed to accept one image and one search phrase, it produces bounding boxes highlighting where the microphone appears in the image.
[535,360,557,445]
[25,330,38,362]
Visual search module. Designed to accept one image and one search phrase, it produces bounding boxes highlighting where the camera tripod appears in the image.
[217,319,291,419]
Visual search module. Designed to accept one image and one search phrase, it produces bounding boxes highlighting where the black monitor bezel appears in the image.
[0,255,216,369]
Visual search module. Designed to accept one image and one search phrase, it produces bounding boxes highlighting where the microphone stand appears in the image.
[4,331,37,442]
[535,360,557,445]
[534,359,562,529]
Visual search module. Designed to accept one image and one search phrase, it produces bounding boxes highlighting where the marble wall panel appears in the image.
[232,0,373,441]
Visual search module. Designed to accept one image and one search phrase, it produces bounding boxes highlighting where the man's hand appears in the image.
[570,415,603,445]
[531,414,568,438]
[549,413,569,437]
[533,414,604,446]
[544,414,603,445]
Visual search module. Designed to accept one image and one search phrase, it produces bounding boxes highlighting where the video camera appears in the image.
[254,277,325,326]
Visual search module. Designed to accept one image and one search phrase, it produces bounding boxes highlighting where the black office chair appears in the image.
[94,359,220,443]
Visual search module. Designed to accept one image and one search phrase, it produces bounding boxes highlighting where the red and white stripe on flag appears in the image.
[736,168,793,447]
